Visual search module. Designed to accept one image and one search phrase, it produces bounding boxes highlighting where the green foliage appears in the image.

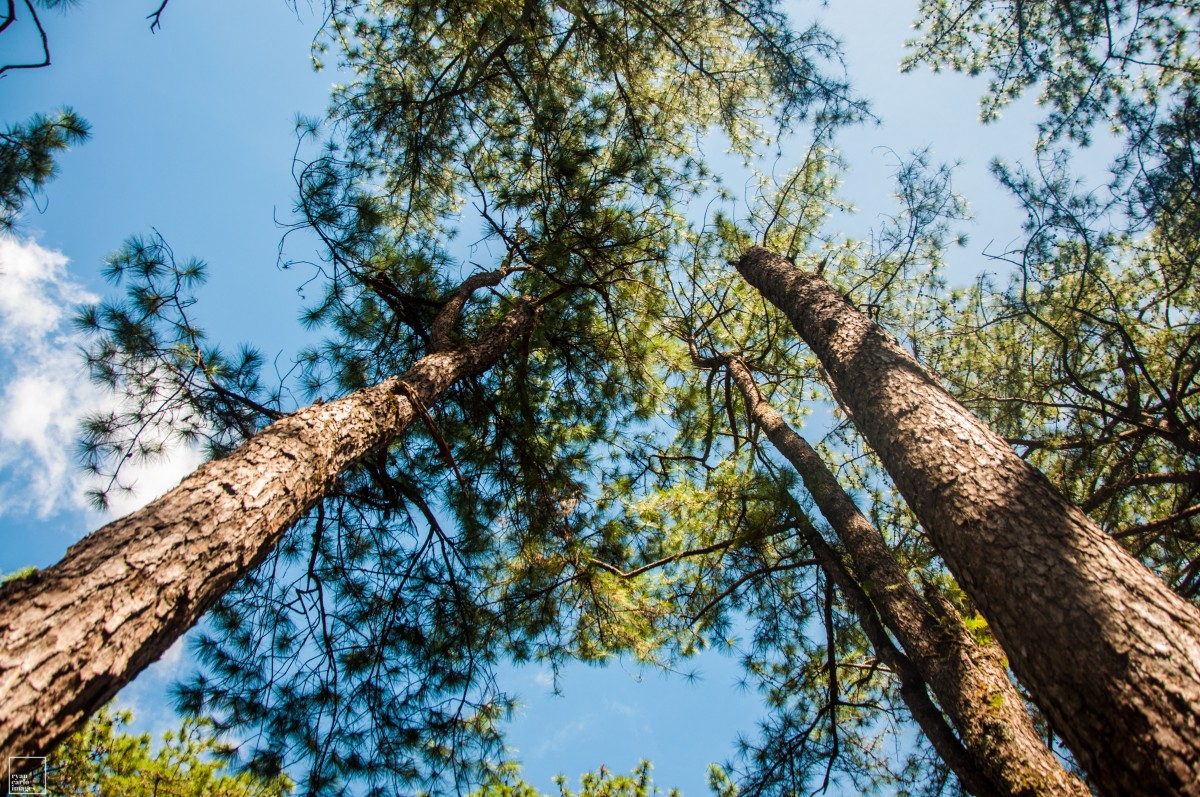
[321,0,864,226]
[144,4,877,794]
[46,706,291,796]
[159,126,979,793]
[0,565,38,587]
[905,0,1200,600]
[74,232,281,509]
[476,761,678,797]
[559,150,980,797]
[928,209,1200,597]
[0,108,89,231]
[72,0,1200,794]
[904,0,1199,145]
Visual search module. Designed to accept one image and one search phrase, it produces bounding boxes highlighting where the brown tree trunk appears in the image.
[0,289,536,778]
[719,354,1086,797]
[735,246,1200,797]
[797,514,1003,797]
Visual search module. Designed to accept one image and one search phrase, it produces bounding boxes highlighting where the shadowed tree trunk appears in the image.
[712,352,1087,797]
[797,517,1001,797]
[735,245,1200,797]
[0,273,537,778]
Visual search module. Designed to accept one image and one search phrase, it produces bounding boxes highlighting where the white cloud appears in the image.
[0,234,202,522]
[113,634,196,741]
[0,236,89,341]
[603,699,637,718]
[534,713,595,758]
[0,235,101,517]
[101,447,206,519]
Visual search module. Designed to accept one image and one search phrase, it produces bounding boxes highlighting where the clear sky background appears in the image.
[0,1,1080,795]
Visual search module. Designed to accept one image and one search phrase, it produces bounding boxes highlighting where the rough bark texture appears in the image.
[723,355,1086,797]
[736,246,1200,797]
[0,298,536,778]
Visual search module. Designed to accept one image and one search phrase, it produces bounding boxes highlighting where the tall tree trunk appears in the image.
[0,283,537,776]
[718,353,1086,797]
[735,246,1200,797]
[797,513,1002,797]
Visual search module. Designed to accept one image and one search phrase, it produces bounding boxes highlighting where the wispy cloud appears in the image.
[114,634,197,740]
[0,234,202,523]
[0,234,101,517]
[603,698,637,718]
[534,713,596,758]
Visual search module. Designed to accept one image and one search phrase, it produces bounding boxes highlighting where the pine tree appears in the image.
[0,109,89,231]
[734,245,1200,797]
[47,706,291,796]
[904,0,1198,147]
[698,352,1087,797]
[9,2,1198,794]
[473,760,676,797]
[0,258,538,770]
[927,186,1200,599]
[0,2,859,790]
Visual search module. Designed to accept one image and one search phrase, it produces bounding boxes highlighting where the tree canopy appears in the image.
[2,1,1199,796]
[45,706,291,797]
[0,108,88,231]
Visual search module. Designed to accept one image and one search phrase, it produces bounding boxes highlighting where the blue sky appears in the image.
[0,1,1077,794]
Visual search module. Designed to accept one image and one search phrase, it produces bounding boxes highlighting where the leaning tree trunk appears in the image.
[797,516,1001,797]
[735,246,1200,797]
[719,354,1086,797]
[0,283,537,777]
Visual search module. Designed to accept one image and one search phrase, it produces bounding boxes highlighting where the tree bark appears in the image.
[798,515,1003,797]
[720,354,1086,797]
[735,245,1200,797]
[0,291,537,778]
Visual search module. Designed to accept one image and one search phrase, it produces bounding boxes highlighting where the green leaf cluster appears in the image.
[474,760,678,797]
[0,108,89,231]
[46,706,291,796]
[73,232,281,509]
[63,0,1200,794]
[904,0,1199,145]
